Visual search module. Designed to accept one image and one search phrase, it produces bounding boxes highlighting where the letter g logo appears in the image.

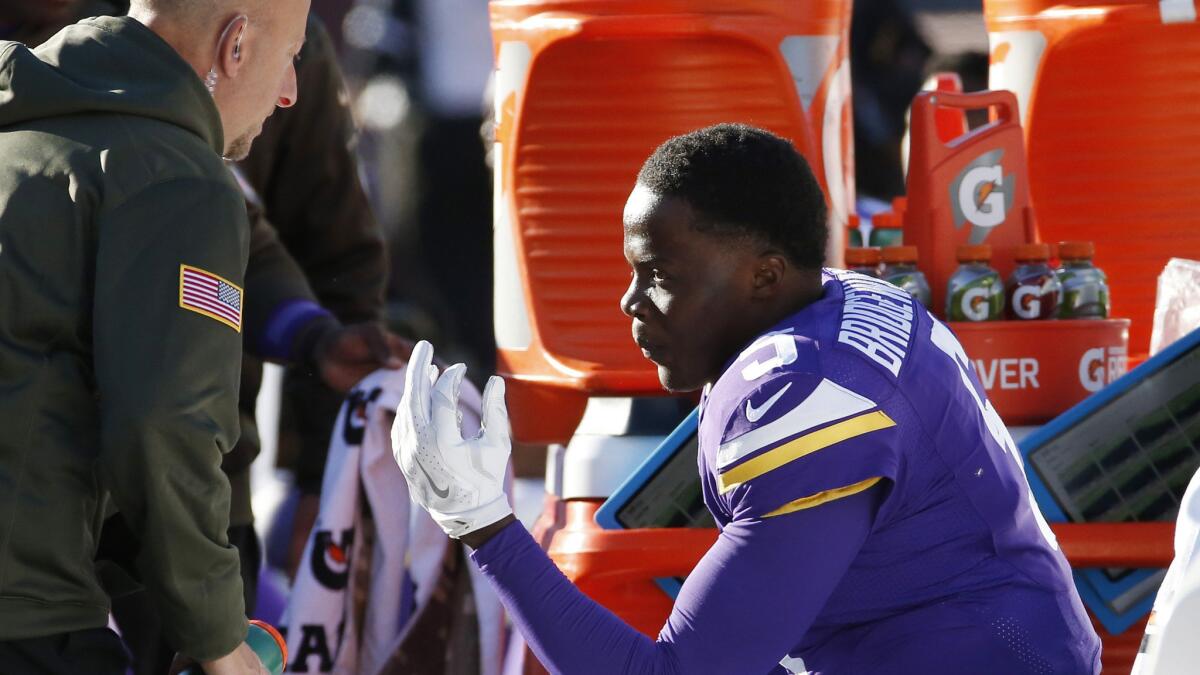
[1012,284,1041,319]
[961,286,990,321]
[957,164,1006,229]
[1079,347,1106,392]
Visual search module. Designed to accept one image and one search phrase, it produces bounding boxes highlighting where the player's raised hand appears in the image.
[391,340,513,538]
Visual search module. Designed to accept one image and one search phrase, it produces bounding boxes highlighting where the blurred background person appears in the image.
[335,0,495,378]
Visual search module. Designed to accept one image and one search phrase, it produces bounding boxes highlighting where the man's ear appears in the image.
[750,253,788,299]
[216,15,249,79]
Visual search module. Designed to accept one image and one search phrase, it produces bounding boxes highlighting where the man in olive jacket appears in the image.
[3,11,400,672]
[4,1,398,599]
[0,0,309,672]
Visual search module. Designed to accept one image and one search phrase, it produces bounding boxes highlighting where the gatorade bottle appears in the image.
[1056,241,1110,319]
[881,246,932,307]
[846,247,882,278]
[946,244,1004,322]
[869,212,904,247]
[180,621,288,675]
[847,214,865,248]
[1006,242,1062,320]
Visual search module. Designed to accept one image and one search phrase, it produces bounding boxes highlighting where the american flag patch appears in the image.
[179,265,243,332]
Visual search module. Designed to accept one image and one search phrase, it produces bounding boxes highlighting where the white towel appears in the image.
[282,368,505,674]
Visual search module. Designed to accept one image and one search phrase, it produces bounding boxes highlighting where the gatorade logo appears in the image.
[960,286,992,321]
[1078,346,1127,392]
[1012,278,1056,319]
[1012,284,1041,319]
[340,386,382,446]
[311,528,354,591]
[951,149,1016,243]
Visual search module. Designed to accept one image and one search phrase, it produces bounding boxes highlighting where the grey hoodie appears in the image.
[0,15,248,659]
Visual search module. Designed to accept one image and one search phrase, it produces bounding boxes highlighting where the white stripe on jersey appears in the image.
[717,378,877,470]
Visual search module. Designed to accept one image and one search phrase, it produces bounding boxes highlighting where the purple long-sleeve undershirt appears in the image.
[470,486,882,675]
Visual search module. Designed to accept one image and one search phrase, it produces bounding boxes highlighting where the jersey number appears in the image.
[928,316,1058,549]
[739,330,797,382]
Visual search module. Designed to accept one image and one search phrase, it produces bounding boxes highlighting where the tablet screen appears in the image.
[1028,345,1200,526]
[612,429,715,530]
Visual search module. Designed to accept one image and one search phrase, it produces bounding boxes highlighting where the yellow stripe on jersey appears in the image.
[762,477,882,518]
[717,410,896,494]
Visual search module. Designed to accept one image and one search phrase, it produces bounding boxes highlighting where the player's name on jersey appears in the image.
[835,272,915,377]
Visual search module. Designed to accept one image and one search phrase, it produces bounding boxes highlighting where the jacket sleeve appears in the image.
[237,15,387,325]
[241,197,338,364]
[93,177,249,661]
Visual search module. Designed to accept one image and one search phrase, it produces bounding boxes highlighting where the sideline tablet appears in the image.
[595,408,712,532]
[595,408,712,597]
[1020,326,1200,633]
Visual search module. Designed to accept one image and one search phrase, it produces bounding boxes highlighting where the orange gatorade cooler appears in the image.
[985,0,1200,356]
[490,0,855,443]
[951,318,1128,424]
[904,89,1037,320]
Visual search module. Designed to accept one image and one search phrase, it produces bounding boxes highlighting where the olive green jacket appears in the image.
[24,6,389,524]
[0,16,246,659]
[19,5,389,528]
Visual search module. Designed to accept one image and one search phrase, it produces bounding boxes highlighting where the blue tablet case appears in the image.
[1019,326,1200,634]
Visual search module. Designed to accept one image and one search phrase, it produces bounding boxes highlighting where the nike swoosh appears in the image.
[745,382,793,423]
[415,458,450,498]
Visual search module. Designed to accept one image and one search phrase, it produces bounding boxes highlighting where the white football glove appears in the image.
[391,340,513,538]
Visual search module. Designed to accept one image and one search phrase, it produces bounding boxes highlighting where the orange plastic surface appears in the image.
[545,500,716,638]
[530,499,1173,675]
[985,0,1200,357]
[929,72,968,143]
[905,89,1038,319]
[491,0,854,443]
[952,318,1129,424]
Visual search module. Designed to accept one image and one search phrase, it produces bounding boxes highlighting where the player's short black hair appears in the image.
[636,123,828,269]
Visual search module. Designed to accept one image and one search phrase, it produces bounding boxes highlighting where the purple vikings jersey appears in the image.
[472,271,1100,675]
[698,270,1099,671]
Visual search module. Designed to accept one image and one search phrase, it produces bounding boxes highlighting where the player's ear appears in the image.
[216,15,248,79]
[750,252,788,298]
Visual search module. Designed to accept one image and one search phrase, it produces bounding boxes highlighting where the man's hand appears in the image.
[313,323,412,393]
[391,340,513,539]
[169,641,268,675]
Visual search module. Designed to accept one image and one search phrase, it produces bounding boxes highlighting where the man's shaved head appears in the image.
[129,0,310,159]
[129,0,271,24]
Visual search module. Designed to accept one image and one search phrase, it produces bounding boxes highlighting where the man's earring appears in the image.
[205,66,218,93]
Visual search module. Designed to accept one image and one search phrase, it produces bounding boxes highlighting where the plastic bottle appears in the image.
[847,214,865,248]
[869,211,904,248]
[946,244,1004,321]
[180,621,288,675]
[845,247,882,278]
[881,245,932,307]
[1056,241,1110,319]
[1006,242,1062,320]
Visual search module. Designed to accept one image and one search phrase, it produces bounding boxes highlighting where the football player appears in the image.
[392,124,1101,673]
